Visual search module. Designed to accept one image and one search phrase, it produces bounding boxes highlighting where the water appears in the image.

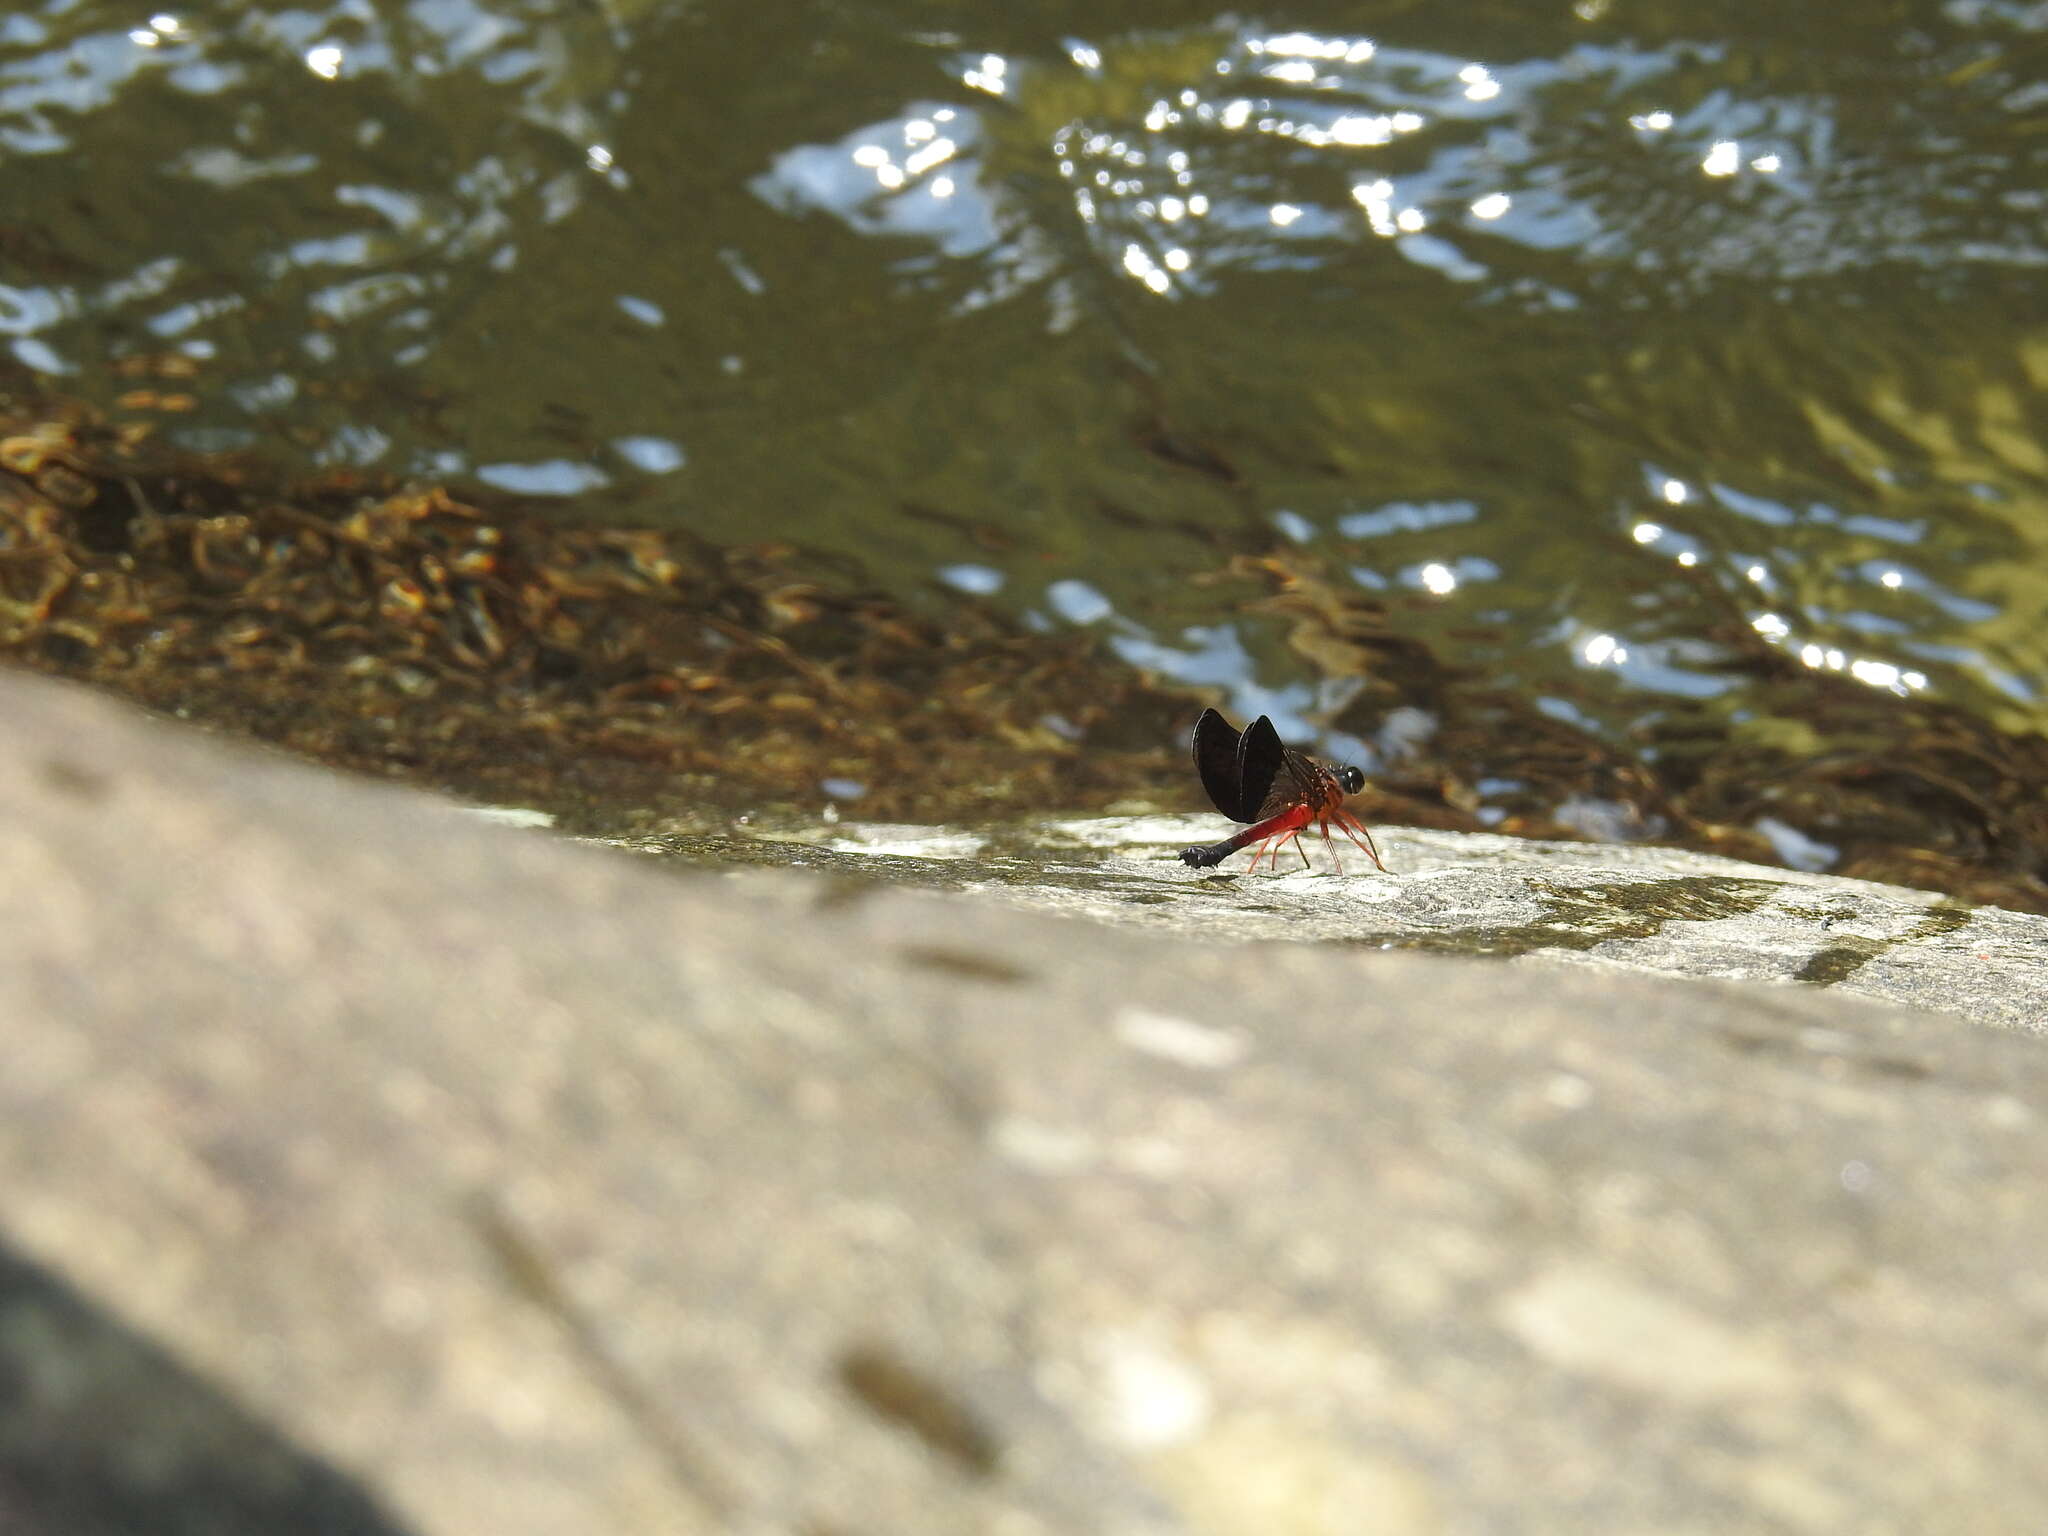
[3,0,2045,900]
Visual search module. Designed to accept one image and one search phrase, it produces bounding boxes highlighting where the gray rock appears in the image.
[3,667,2046,1535]
[715,815,2048,1034]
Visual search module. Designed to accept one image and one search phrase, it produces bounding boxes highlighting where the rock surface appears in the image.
[3,667,2046,1535]
[698,816,2048,1034]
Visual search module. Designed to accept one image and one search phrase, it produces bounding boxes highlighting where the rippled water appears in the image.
[3,0,2045,887]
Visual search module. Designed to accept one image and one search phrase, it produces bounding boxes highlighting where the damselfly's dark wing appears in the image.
[1190,709,1286,824]
[1189,709,1244,819]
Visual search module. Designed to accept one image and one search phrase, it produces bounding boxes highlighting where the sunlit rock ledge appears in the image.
[5,666,2047,1536]
[597,813,2048,1036]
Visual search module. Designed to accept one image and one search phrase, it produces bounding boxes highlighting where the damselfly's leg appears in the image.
[1331,811,1387,872]
[1315,817,1345,875]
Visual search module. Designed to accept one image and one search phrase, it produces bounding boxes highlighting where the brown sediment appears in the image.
[0,392,1190,833]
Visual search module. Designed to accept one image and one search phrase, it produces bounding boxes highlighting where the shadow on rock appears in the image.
[0,1237,414,1536]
